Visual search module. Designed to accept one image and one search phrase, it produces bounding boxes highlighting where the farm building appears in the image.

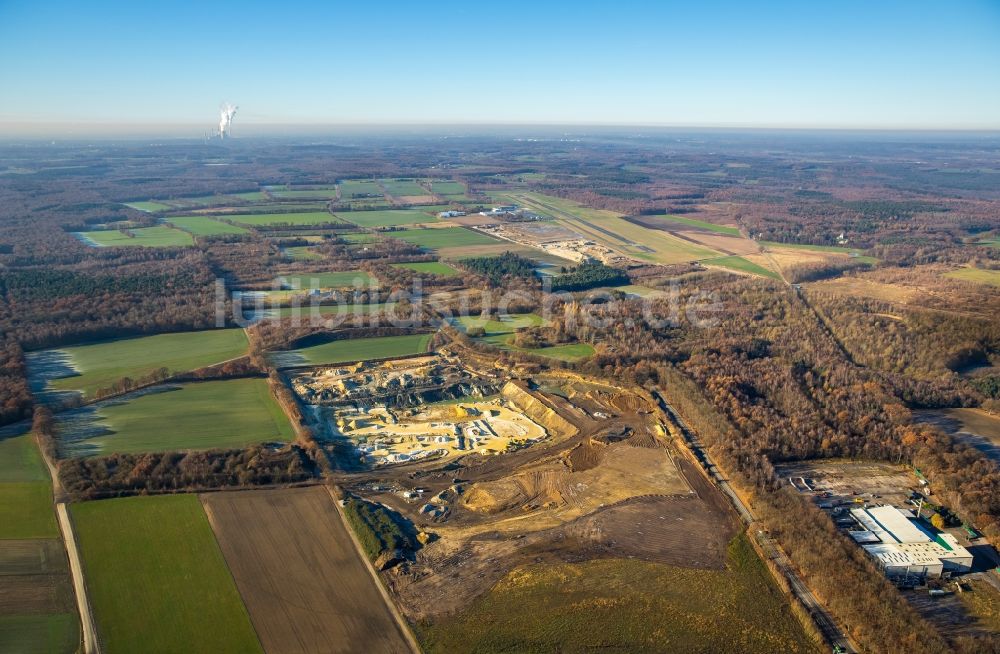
[849,506,973,580]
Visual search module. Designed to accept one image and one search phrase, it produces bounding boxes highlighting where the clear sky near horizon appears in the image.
[1,0,998,135]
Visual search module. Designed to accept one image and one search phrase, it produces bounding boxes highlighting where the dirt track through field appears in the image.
[201,487,412,654]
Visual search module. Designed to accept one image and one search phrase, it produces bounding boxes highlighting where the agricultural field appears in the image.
[388,227,502,250]
[75,225,193,248]
[338,179,385,199]
[35,328,248,399]
[270,333,431,368]
[416,534,816,654]
[341,232,377,243]
[335,209,439,228]
[281,245,323,260]
[0,431,58,539]
[71,495,262,654]
[201,487,413,654]
[222,211,342,226]
[391,261,461,276]
[704,255,781,279]
[380,178,429,196]
[268,187,338,200]
[278,270,378,289]
[0,431,79,654]
[0,614,79,654]
[227,191,269,202]
[0,482,59,539]
[166,215,250,235]
[484,338,595,362]
[453,313,548,333]
[192,202,328,215]
[454,313,595,361]
[429,180,466,195]
[0,431,47,481]
[123,201,171,212]
[55,378,294,457]
[945,266,1000,287]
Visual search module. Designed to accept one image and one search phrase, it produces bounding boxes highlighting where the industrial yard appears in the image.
[290,354,569,468]
[776,460,1000,641]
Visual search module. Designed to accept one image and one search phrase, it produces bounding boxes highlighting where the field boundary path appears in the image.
[36,431,101,653]
[56,503,101,654]
[652,389,858,654]
[325,486,422,654]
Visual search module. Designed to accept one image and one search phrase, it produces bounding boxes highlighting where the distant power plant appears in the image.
[218,103,237,139]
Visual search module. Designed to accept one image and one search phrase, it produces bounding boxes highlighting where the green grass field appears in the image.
[72,495,262,654]
[380,178,429,196]
[335,210,439,227]
[227,191,268,202]
[945,267,1000,287]
[482,335,596,362]
[71,378,295,456]
[704,255,781,279]
[391,261,461,276]
[47,329,248,398]
[282,245,323,260]
[76,226,193,248]
[454,313,548,333]
[0,614,80,654]
[429,180,466,195]
[274,333,431,367]
[341,232,377,244]
[389,227,501,250]
[269,187,338,200]
[0,433,48,482]
[648,214,742,236]
[338,180,385,198]
[123,201,172,212]
[417,533,815,654]
[453,313,594,362]
[0,482,58,539]
[278,271,378,289]
[223,211,342,226]
[166,216,249,236]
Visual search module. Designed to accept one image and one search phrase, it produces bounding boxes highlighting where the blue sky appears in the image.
[1,0,998,133]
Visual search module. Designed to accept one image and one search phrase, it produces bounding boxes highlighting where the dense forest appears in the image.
[549,261,629,292]
[459,252,537,284]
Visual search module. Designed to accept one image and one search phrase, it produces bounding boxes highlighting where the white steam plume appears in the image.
[219,103,238,139]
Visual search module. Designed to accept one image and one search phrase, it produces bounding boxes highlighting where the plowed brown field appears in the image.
[201,487,412,654]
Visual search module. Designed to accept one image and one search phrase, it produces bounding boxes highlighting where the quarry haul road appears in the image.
[652,389,858,654]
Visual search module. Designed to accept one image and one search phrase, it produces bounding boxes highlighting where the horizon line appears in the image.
[2,120,1000,140]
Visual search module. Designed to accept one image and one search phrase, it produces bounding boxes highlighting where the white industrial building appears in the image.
[849,506,973,580]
